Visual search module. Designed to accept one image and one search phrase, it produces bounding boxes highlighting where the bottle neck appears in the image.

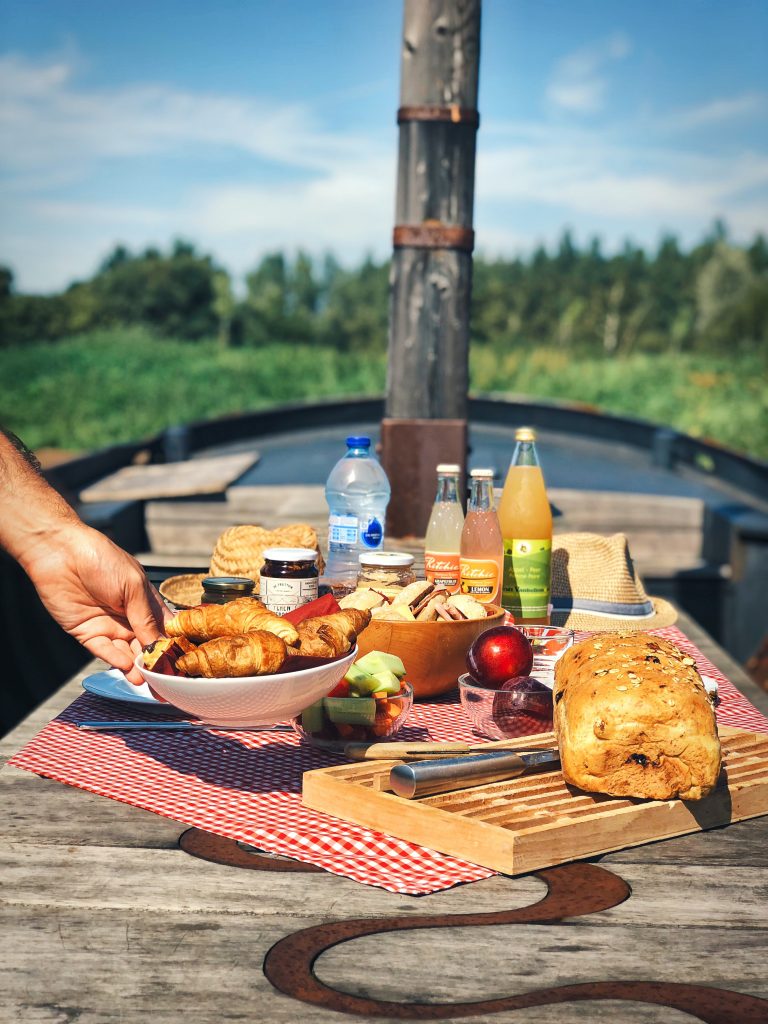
[435,474,460,504]
[468,478,495,512]
[511,440,540,468]
[346,445,371,458]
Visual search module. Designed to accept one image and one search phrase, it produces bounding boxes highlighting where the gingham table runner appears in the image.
[9,625,768,894]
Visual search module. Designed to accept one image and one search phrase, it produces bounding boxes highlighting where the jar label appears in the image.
[359,516,383,549]
[459,558,501,603]
[261,576,319,616]
[329,514,358,545]
[502,538,552,618]
[425,552,460,593]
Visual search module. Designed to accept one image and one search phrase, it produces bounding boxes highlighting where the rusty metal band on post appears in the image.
[393,224,475,252]
[397,105,480,127]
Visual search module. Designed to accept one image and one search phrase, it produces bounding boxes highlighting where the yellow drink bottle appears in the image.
[497,428,553,623]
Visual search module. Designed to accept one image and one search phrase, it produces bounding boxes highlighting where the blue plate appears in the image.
[82,669,163,707]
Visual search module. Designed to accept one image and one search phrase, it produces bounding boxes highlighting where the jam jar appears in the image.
[357,551,416,590]
[260,547,319,615]
[201,576,256,605]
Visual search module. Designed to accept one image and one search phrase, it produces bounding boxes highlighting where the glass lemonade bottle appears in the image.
[497,427,553,624]
[424,463,464,594]
[459,468,504,604]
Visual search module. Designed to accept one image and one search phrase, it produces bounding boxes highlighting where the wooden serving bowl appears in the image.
[355,604,506,699]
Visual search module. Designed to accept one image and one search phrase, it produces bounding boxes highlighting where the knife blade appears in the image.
[389,747,561,798]
[75,720,293,732]
[337,738,553,761]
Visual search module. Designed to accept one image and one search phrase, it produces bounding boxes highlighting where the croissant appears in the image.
[296,608,372,658]
[176,630,287,678]
[167,598,299,647]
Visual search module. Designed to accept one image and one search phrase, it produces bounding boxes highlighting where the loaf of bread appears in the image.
[553,632,721,800]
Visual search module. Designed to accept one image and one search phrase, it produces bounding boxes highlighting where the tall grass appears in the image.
[1,327,765,460]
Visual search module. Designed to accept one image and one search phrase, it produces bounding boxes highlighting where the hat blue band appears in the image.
[551,597,655,618]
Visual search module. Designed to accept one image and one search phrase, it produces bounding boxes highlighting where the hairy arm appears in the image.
[0,430,168,682]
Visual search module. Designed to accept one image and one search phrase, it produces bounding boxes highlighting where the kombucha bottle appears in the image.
[459,468,504,605]
[424,463,464,594]
[497,427,553,623]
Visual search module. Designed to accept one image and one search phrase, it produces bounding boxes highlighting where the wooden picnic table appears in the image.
[2,608,767,1024]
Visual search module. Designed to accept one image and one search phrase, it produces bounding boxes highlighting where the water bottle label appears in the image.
[329,514,358,545]
[359,517,383,549]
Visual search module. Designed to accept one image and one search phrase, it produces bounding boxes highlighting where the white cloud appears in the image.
[1,48,767,294]
[546,32,631,114]
[665,92,767,131]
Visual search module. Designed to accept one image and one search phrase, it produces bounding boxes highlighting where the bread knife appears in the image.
[389,747,561,798]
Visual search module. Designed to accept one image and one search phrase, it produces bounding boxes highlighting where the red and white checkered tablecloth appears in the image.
[8,626,768,894]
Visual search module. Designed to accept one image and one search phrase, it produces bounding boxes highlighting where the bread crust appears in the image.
[553,632,721,800]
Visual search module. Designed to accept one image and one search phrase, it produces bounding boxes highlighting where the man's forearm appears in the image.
[0,429,80,568]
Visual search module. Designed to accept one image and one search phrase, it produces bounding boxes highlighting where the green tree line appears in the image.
[1,224,766,355]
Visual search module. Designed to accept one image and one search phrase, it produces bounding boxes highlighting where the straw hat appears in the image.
[159,523,325,609]
[548,532,677,631]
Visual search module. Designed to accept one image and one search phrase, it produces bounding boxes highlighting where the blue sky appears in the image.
[1,0,766,293]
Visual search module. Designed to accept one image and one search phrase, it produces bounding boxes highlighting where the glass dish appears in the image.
[458,673,553,740]
[292,681,413,743]
[513,625,574,684]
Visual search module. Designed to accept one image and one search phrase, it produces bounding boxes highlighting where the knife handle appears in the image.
[390,750,527,799]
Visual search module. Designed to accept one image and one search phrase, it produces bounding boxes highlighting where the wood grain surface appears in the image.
[2,610,767,1023]
[79,452,257,502]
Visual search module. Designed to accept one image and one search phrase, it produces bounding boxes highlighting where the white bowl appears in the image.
[134,646,358,727]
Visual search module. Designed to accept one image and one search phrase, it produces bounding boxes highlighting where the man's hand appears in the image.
[21,522,169,684]
[1,429,170,683]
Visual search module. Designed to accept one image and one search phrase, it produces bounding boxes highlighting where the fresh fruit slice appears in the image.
[344,663,376,687]
[323,696,377,726]
[326,678,350,698]
[356,651,407,678]
[371,669,402,695]
[300,700,326,733]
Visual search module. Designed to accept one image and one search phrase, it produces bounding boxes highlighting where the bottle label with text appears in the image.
[425,551,460,593]
[328,513,358,546]
[502,538,552,618]
[459,558,501,603]
[262,576,319,616]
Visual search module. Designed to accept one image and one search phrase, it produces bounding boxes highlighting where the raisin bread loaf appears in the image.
[553,632,720,800]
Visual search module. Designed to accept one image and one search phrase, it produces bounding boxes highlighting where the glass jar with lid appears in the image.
[201,576,256,605]
[260,547,319,615]
[357,551,416,590]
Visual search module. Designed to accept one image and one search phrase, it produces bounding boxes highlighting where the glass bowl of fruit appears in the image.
[458,674,553,740]
[291,650,414,743]
[458,624,554,740]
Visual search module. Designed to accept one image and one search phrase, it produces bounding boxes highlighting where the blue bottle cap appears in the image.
[346,436,371,448]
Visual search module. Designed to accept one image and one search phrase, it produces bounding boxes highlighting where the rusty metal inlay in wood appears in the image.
[179,827,323,872]
[397,105,480,128]
[393,224,475,252]
[263,861,767,1022]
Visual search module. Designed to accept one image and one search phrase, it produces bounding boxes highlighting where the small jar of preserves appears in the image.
[260,547,319,615]
[201,576,256,605]
[357,551,416,590]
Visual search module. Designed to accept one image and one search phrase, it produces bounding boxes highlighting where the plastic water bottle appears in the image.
[324,436,391,585]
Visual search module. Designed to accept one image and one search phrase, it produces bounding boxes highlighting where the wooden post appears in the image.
[381,0,481,539]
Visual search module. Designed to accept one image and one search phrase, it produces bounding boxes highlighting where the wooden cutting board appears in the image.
[302,727,768,876]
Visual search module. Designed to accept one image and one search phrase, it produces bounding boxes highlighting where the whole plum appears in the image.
[466,626,533,689]
[491,676,553,738]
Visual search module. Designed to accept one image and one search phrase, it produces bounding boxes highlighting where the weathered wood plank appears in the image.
[1,904,765,1024]
[79,453,257,502]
